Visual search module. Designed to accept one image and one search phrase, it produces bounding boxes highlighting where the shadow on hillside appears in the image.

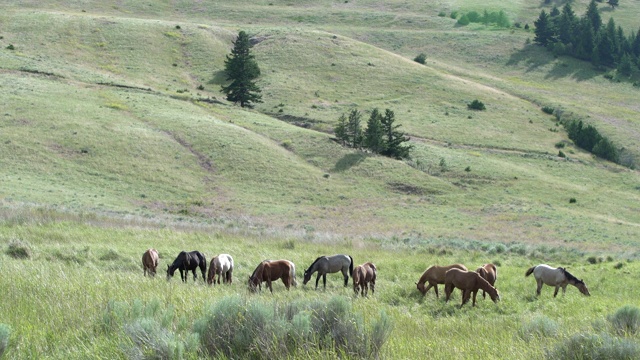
[506,44,598,82]
[209,70,227,85]
[333,153,367,172]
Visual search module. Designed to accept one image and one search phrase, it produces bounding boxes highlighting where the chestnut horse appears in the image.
[475,263,497,299]
[416,264,467,298]
[142,248,159,277]
[444,268,500,308]
[352,262,376,296]
[525,264,590,297]
[248,260,295,293]
[303,254,353,289]
[207,254,234,285]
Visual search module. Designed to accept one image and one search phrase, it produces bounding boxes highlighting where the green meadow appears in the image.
[1,0,639,358]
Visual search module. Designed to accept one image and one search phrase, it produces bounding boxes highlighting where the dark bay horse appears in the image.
[207,254,234,285]
[142,248,159,277]
[475,263,497,299]
[444,268,500,308]
[166,250,207,283]
[525,264,590,297]
[248,259,295,293]
[303,254,353,289]
[352,262,376,297]
[416,264,467,298]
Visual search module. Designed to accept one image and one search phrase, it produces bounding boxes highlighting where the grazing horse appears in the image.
[142,248,159,277]
[352,262,377,297]
[303,254,354,289]
[207,254,234,285]
[166,250,207,283]
[416,264,467,298]
[525,264,590,297]
[444,268,500,308]
[475,263,498,299]
[248,260,295,293]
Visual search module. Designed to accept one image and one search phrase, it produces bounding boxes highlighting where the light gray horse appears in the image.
[525,264,590,297]
[303,254,353,289]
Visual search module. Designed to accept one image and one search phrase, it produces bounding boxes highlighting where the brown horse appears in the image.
[248,260,294,293]
[416,264,467,298]
[475,263,497,299]
[142,248,159,277]
[444,268,500,308]
[207,254,234,285]
[352,262,376,296]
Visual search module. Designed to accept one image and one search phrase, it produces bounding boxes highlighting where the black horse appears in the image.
[166,250,207,282]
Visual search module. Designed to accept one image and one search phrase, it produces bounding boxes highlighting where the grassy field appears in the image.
[1,0,640,358]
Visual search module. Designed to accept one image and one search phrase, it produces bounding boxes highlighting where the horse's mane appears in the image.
[561,268,583,284]
[306,256,325,272]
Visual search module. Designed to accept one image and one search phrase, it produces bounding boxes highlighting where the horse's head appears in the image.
[166,265,175,280]
[248,276,259,292]
[416,282,427,295]
[577,281,591,296]
[491,288,501,303]
[302,270,311,285]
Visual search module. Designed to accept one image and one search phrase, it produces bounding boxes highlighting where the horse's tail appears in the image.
[348,255,354,278]
[290,261,297,287]
[525,266,536,277]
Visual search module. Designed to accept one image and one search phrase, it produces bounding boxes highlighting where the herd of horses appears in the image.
[142,249,591,306]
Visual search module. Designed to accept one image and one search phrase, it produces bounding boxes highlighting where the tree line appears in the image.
[534,0,640,75]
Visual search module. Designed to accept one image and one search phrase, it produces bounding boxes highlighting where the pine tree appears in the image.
[607,0,619,9]
[334,114,349,145]
[380,109,412,159]
[347,109,364,149]
[534,10,554,46]
[221,31,262,108]
[575,18,595,60]
[617,53,633,77]
[558,3,577,46]
[364,109,385,154]
[585,0,602,32]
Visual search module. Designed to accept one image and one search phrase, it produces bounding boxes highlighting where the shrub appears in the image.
[414,53,427,65]
[569,198,577,204]
[547,333,640,360]
[0,324,10,357]
[555,141,565,149]
[457,14,470,25]
[608,305,640,336]
[587,256,598,264]
[466,11,481,23]
[438,11,446,17]
[614,262,625,269]
[6,239,32,259]
[542,106,555,115]
[6,44,14,50]
[518,316,558,341]
[467,99,486,110]
[194,295,393,359]
[450,11,458,19]
[558,150,566,158]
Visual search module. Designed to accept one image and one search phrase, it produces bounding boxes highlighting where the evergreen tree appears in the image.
[221,31,262,108]
[575,18,595,60]
[364,109,385,154]
[617,53,633,77]
[585,0,602,32]
[334,114,349,145]
[607,0,619,9]
[595,29,615,67]
[558,3,577,46]
[534,10,554,46]
[347,109,364,149]
[632,28,640,58]
[380,109,412,159]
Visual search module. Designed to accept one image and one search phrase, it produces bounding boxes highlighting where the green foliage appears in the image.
[457,14,470,26]
[608,305,640,336]
[364,108,385,153]
[193,295,393,359]
[548,333,640,360]
[450,11,458,19]
[221,31,262,108]
[380,109,413,159]
[0,324,10,358]
[467,99,486,110]
[414,53,427,64]
[534,10,554,46]
[6,44,15,50]
[518,316,558,341]
[564,119,619,163]
[5,239,32,259]
[542,106,555,115]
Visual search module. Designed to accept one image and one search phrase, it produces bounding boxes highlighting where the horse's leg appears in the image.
[315,273,321,289]
[444,283,453,302]
[562,285,567,296]
[553,286,560,297]
[536,279,543,296]
[423,283,434,297]
[343,269,349,287]
[461,289,471,308]
[434,284,439,298]
[363,282,368,297]
[180,269,186,282]
[472,290,478,307]
[371,279,375,295]
[267,279,273,293]
[322,274,327,289]
[482,289,486,299]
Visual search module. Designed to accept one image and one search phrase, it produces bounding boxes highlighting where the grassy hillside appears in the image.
[1,1,640,357]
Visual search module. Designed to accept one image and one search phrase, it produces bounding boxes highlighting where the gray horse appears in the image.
[303,254,353,289]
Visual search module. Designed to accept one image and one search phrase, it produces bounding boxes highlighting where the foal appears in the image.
[475,263,497,299]
[416,264,467,298]
[444,268,500,308]
[142,248,159,277]
[353,262,376,297]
